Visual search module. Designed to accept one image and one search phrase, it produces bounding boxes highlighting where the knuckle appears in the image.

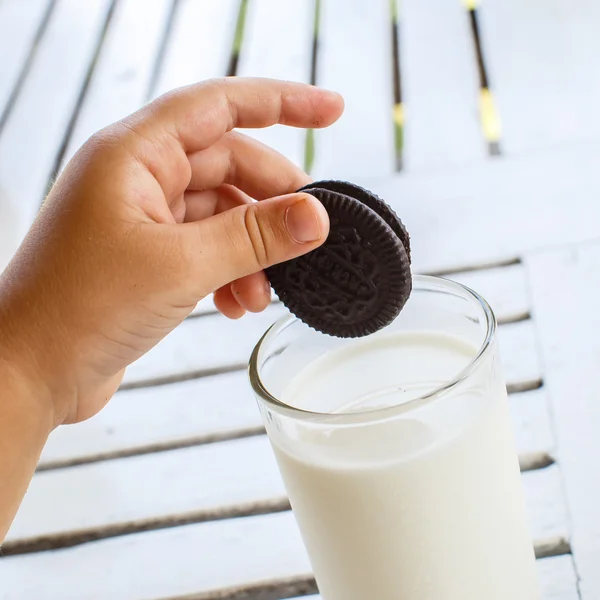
[242,204,271,270]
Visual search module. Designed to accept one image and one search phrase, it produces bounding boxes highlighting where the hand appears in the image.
[0,78,343,426]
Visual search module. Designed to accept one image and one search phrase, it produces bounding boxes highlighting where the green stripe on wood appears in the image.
[232,0,248,53]
[304,0,320,174]
[227,0,248,75]
[313,0,321,37]
[304,128,315,174]
[390,0,403,170]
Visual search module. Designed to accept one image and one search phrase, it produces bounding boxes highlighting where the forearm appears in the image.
[0,359,53,541]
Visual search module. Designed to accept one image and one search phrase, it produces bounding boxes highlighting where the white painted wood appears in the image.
[123,303,539,388]
[527,240,600,599]
[449,263,529,324]
[522,465,569,543]
[0,0,114,258]
[312,0,395,179]
[400,0,484,171]
[121,302,288,386]
[510,388,554,456]
[538,555,580,600]
[41,352,549,469]
[9,436,283,542]
[150,0,238,99]
[0,512,312,600]
[1,490,569,600]
[495,319,540,392]
[479,0,600,155]
[59,0,172,169]
[363,147,600,274]
[0,0,52,271]
[13,436,565,549]
[40,370,261,466]
[291,556,581,599]
[498,319,541,389]
[0,0,52,121]
[235,0,312,168]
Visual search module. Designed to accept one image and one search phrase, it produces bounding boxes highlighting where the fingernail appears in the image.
[285,195,323,244]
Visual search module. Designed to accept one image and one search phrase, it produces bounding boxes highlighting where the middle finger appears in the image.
[187,131,311,200]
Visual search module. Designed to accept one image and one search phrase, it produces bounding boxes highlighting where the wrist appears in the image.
[0,336,55,541]
[0,352,56,433]
[0,299,59,430]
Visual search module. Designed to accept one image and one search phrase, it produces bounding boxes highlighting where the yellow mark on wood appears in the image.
[393,103,404,127]
[480,88,501,142]
[462,0,479,9]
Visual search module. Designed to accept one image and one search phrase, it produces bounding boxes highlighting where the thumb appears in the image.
[184,192,330,295]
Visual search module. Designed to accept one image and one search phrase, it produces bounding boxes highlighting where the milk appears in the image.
[267,331,540,600]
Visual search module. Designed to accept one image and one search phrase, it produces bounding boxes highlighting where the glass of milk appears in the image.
[249,275,540,600]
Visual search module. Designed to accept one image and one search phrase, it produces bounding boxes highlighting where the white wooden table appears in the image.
[1,0,599,598]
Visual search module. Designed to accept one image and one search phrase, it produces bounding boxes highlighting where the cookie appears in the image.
[266,180,412,338]
[299,180,411,263]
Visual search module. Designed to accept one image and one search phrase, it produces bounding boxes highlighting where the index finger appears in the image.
[141,77,345,154]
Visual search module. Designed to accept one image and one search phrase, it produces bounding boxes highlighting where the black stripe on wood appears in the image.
[45,0,120,198]
[468,8,488,90]
[0,0,59,134]
[145,0,181,100]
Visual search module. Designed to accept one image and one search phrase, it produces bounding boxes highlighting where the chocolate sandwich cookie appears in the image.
[266,180,412,338]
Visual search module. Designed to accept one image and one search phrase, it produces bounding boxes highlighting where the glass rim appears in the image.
[248,274,497,424]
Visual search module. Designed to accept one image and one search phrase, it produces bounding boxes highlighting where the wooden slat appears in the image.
[400,0,484,171]
[364,148,600,274]
[0,0,53,124]
[527,240,600,599]
[291,555,581,599]
[312,0,395,179]
[235,0,312,168]
[40,370,261,467]
[0,0,114,257]
[0,513,311,599]
[150,0,238,99]
[8,439,566,560]
[479,0,600,155]
[498,319,541,389]
[522,465,569,543]
[59,0,172,169]
[538,555,580,600]
[449,262,529,324]
[122,302,539,389]
[9,436,283,544]
[41,354,550,470]
[1,487,569,600]
[510,388,554,457]
[121,302,287,387]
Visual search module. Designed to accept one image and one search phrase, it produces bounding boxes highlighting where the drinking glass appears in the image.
[249,275,539,600]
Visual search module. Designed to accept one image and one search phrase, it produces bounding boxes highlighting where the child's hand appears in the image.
[0,78,343,426]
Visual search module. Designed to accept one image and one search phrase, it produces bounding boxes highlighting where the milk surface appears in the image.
[270,331,540,600]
